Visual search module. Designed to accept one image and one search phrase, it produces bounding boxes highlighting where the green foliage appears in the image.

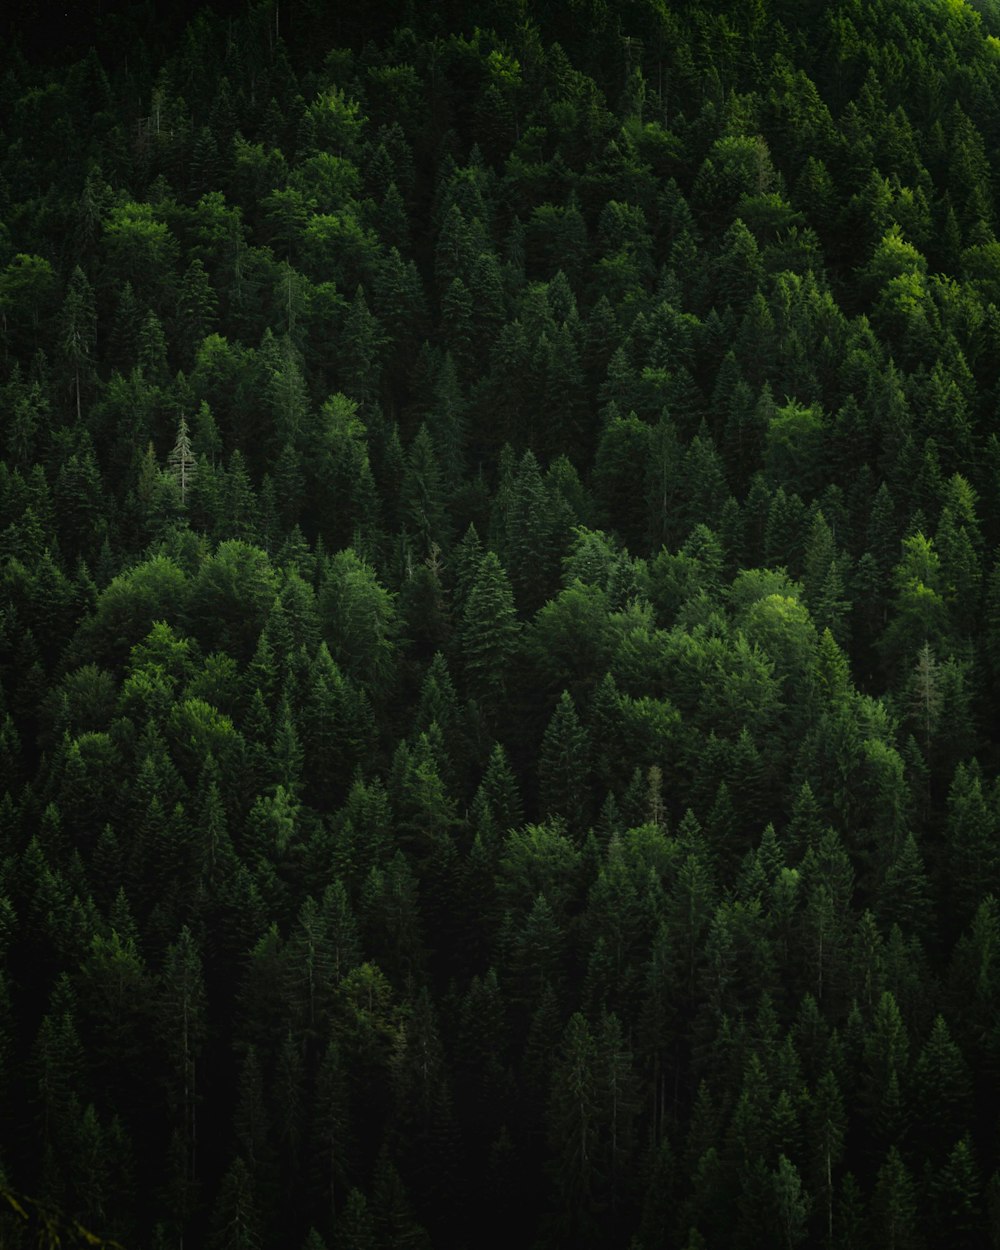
[1,3,1000,1247]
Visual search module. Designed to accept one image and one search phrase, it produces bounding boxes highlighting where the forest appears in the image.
[1,0,1000,1245]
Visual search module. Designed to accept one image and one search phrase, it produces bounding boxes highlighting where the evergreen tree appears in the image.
[869,1147,920,1250]
[546,1013,601,1244]
[58,267,96,423]
[457,552,520,730]
[538,691,591,834]
[167,414,198,505]
[210,1156,262,1250]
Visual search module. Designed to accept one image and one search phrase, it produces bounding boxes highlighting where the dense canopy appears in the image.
[2,0,1000,1247]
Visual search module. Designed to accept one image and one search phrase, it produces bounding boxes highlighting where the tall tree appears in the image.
[457,552,520,730]
[167,415,198,505]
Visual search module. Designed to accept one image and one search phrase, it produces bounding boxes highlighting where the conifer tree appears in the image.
[168,415,198,505]
[539,691,591,833]
[546,1013,601,1243]
[869,1147,920,1250]
[59,267,96,423]
[457,553,519,729]
[210,1156,262,1250]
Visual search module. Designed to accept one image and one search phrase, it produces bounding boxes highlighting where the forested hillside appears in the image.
[2,0,1000,1246]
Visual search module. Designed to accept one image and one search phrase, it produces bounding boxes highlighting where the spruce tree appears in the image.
[167,415,197,505]
[457,552,519,729]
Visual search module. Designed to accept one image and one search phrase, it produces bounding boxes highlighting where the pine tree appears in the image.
[340,287,384,409]
[308,1040,352,1227]
[389,989,459,1231]
[138,308,170,385]
[401,425,449,558]
[233,1046,275,1188]
[286,894,340,1038]
[267,333,310,452]
[869,1147,920,1250]
[369,1148,431,1250]
[505,449,573,613]
[337,1190,375,1250]
[929,1136,982,1250]
[806,1069,846,1247]
[772,1154,810,1249]
[546,1013,601,1243]
[862,991,910,1150]
[945,761,1000,926]
[167,414,198,505]
[597,1010,639,1214]
[879,832,933,942]
[539,691,591,834]
[210,1156,262,1250]
[177,257,218,361]
[273,1027,305,1182]
[158,926,207,1236]
[912,1016,973,1157]
[426,353,466,487]
[457,552,520,729]
[59,267,96,423]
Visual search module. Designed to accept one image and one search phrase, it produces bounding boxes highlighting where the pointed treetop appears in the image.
[167,414,197,504]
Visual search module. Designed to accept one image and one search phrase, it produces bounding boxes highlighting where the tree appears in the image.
[176,258,218,361]
[764,400,826,499]
[75,927,151,1109]
[339,287,384,408]
[0,253,58,355]
[546,1013,601,1243]
[102,202,179,310]
[666,843,716,1006]
[772,1154,810,1249]
[456,967,508,1145]
[360,855,426,990]
[457,552,520,729]
[167,415,198,505]
[505,450,574,614]
[369,1148,430,1250]
[945,762,1000,925]
[929,1136,982,1250]
[539,691,591,834]
[265,333,310,453]
[596,1010,639,1214]
[286,888,357,1038]
[158,926,207,1235]
[881,536,948,677]
[806,1070,846,1247]
[319,550,398,701]
[308,1040,352,1227]
[389,989,459,1229]
[869,1147,920,1250]
[713,219,764,313]
[425,354,466,487]
[595,412,651,552]
[59,267,96,423]
[233,1047,274,1190]
[188,541,278,662]
[210,1157,262,1250]
[796,830,854,1011]
[402,425,449,558]
[863,992,910,1149]
[879,833,933,942]
[337,1191,375,1250]
[912,1016,972,1157]
[478,741,523,834]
